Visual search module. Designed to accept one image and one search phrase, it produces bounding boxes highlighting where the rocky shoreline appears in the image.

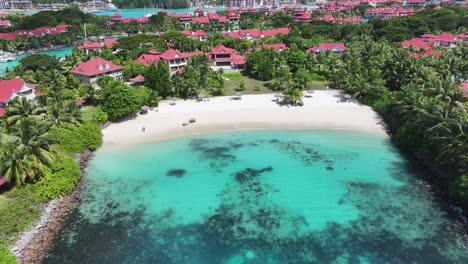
[11,149,94,264]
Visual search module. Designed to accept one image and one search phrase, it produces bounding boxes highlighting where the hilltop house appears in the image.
[0,77,37,117]
[71,57,122,84]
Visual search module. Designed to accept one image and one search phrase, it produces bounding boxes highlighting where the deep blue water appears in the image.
[43,130,468,264]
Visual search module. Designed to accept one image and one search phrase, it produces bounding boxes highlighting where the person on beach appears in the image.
[142,126,145,132]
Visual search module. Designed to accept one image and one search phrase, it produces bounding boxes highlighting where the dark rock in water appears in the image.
[234,167,273,184]
[166,169,187,178]
[326,166,334,171]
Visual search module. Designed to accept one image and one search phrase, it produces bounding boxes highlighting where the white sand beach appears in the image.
[102,90,388,145]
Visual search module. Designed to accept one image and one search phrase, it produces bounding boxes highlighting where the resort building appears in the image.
[180,30,207,41]
[307,43,347,55]
[78,38,118,54]
[136,49,202,73]
[0,24,68,41]
[128,75,145,87]
[71,57,123,84]
[223,28,290,40]
[433,33,460,48]
[208,44,246,70]
[262,44,288,51]
[0,77,37,117]
[401,38,430,50]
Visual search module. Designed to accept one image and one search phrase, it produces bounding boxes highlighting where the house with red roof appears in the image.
[404,0,426,7]
[410,48,442,59]
[307,43,347,55]
[462,83,468,97]
[71,57,123,84]
[158,49,202,73]
[222,28,290,40]
[0,20,11,28]
[434,33,459,48]
[0,24,68,41]
[179,30,207,41]
[401,38,430,50]
[107,13,123,25]
[208,44,246,70]
[78,39,118,54]
[136,53,161,67]
[456,33,468,42]
[0,77,37,117]
[129,75,145,87]
[262,44,288,51]
[136,49,202,73]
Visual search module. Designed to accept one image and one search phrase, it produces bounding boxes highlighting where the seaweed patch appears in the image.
[166,169,187,178]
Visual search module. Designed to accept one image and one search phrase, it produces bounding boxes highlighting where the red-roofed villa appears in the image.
[307,43,347,55]
[71,57,123,84]
[208,44,246,70]
[0,77,37,117]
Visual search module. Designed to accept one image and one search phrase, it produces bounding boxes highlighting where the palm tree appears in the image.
[0,143,31,185]
[5,97,46,126]
[425,77,465,107]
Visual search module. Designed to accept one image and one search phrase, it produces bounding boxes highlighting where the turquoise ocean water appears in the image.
[0,46,72,76]
[95,8,226,18]
[43,130,468,264]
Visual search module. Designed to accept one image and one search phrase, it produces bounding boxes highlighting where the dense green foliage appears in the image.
[30,156,81,203]
[0,243,17,264]
[0,187,41,245]
[50,122,103,154]
[19,54,61,72]
[101,80,150,120]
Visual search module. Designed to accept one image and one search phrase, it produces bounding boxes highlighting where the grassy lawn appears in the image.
[81,106,100,122]
[221,71,327,96]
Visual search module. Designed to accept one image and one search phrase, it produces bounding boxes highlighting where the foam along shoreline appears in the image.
[102,90,388,146]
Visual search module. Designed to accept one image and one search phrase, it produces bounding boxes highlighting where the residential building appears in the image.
[401,38,430,50]
[434,32,459,48]
[78,38,118,54]
[0,77,37,117]
[136,49,202,73]
[262,44,288,51]
[71,57,123,84]
[307,43,347,55]
[208,44,246,70]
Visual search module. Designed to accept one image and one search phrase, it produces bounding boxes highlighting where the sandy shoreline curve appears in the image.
[102,90,388,146]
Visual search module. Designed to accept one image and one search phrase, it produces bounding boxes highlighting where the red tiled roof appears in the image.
[231,54,246,65]
[410,48,442,58]
[74,98,85,105]
[136,54,160,66]
[129,74,145,83]
[0,20,11,27]
[78,39,118,50]
[308,43,346,53]
[401,38,429,49]
[71,57,122,77]
[0,107,5,117]
[0,176,6,185]
[210,44,236,55]
[192,17,210,23]
[158,49,202,60]
[0,77,31,103]
[263,44,288,51]
[435,32,458,42]
[462,83,468,97]
[148,49,162,55]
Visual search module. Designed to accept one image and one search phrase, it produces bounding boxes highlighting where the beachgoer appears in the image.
[142,126,146,132]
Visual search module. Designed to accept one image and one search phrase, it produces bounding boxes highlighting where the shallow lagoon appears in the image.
[44,130,468,264]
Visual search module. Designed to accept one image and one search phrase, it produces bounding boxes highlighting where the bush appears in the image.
[452,175,468,207]
[30,156,81,203]
[50,121,103,154]
[94,110,108,124]
[0,243,16,264]
[309,72,327,82]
